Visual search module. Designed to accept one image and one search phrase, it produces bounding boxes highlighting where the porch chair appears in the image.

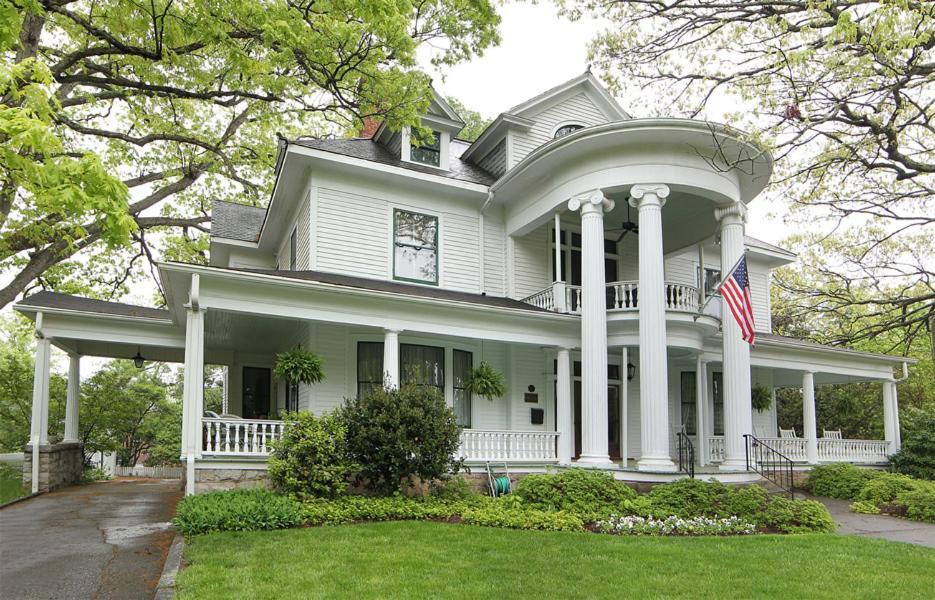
[823,429,843,439]
[779,428,798,439]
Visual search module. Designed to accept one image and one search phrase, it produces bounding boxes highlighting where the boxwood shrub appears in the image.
[514,469,637,517]
[806,463,878,499]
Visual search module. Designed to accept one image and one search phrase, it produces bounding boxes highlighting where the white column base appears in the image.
[637,456,677,472]
[576,455,618,469]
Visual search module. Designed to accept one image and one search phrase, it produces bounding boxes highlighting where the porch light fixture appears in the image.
[627,362,636,381]
[132,347,145,369]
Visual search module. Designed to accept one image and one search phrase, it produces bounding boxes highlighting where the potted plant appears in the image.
[274,346,326,386]
[465,361,506,401]
[751,383,772,412]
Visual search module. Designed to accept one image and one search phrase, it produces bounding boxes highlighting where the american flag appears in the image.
[717,255,756,344]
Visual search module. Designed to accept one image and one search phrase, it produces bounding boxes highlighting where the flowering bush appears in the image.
[596,514,756,536]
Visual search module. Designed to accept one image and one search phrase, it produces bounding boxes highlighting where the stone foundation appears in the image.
[22,442,84,492]
[194,467,272,494]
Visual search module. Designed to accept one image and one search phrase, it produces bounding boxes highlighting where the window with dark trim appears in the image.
[289,227,297,271]
[357,342,384,398]
[453,349,472,427]
[394,209,438,284]
[680,372,697,435]
[400,344,444,395]
[713,371,724,436]
[410,130,441,166]
[554,124,584,139]
[698,266,721,297]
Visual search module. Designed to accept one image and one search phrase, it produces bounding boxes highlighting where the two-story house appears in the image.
[16,72,913,495]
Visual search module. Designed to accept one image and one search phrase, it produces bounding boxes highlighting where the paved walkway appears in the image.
[807,494,935,548]
[0,478,182,599]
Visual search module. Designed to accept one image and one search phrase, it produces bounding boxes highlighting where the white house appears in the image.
[15,72,913,495]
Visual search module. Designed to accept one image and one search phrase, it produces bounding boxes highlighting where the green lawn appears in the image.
[177,522,935,599]
[0,464,25,504]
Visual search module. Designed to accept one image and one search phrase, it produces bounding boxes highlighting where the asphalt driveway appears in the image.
[0,478,182,600]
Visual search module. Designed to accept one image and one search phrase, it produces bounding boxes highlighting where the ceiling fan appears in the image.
[606,204,639,242]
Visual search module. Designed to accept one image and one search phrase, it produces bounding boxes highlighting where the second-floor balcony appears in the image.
[522,281,706,315]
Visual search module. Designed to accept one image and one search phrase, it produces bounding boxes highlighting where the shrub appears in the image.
[80,467,111,483]
[850,501,881,515]
[174,489,303,536]
[268,411,351,499]
[856,472,918,506]
[645,478,730,518]
[760,497,835,533]
[429,476,479,501]
[896,486,935,524]
[597,515,756,536]
[513,469,637,518]
[460,506,584,532]
[890,418,935,481]
[342,384,463,495]
[806,463,877,499]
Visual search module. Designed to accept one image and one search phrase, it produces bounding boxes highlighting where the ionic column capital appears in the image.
[714,201,747,225]
[568,189,614,214]
[628,184,670,209]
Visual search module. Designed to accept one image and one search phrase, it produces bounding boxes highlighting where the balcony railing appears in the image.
[459,429,559,463]
[522,281,700,314]
[202,418,286,456]
[707,436,890,465]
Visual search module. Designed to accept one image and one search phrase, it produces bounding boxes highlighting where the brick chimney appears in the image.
[359,116,382,139]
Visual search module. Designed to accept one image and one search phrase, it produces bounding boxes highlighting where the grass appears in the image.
[177,521,935,599]
[0,464,26,504]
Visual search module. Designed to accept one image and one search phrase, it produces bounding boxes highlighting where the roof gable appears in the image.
[509,71,629,121]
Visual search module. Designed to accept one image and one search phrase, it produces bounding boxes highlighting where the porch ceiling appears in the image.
[603,189,719,254]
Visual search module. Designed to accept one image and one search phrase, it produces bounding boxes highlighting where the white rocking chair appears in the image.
[779,428,798,439]
[823,429,843,439]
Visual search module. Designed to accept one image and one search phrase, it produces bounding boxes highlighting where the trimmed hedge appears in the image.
[806,463,877,499]
[514,469,637,517]
[174,489,303,536]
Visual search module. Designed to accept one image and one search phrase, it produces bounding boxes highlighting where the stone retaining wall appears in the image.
[194,467,272,494]
[22,442,84,492]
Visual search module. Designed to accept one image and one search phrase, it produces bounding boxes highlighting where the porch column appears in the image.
[631,184,675,472]
[556,346,573,464]
[715,202,753,471]
[63,353,81,443]
[802,370,819,464]
[181,281,205,496]
[883,380,900,453]
[620,346,629,465]
[383,328,401,389]
[568,189,614,466]
[696,356,709,467]
[29,323,52,494]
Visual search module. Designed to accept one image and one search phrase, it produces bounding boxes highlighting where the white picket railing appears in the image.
[522,282,699,314]
[521,287,556,311]
[707,436,889,464]
[202,418,286,456]
[114,465,183,479]
[459,430,559,463]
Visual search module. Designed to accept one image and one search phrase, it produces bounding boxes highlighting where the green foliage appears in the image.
[268,411,350,499]
[890,418,935,481]
[464,361,506,400]
[751,384,772,412]
[273,347,325,386]
[0,462,25,504]
[174,489,304,536]
[341,384,463,494]
[460,506,584,532]
[856,473,918,506]
[597,515,756,536]
[850,501,881,515]
[806,463,877,500]
[760,497,836,534]
[80,467,112,483]
[445,97,492,142]
[514,469,636,518]
[897,487,935,524]
[429,475,479,501]
[646,478,730,517]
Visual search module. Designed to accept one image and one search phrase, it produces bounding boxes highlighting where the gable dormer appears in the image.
[462,71,630,176]
[374,89,464,171]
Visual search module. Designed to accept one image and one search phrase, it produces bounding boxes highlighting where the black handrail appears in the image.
[677,431,695,478]
[744,434,795,499]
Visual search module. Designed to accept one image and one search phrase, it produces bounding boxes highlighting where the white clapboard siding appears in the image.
[316,187,390,279]
[478,140,507,178]
[512,93,612,164]
[483,215,506,296]
[473,341,509,430]
[310,323,350,414]
[749,270,771,333]
[664,254,697,287]
[512,224,550,298]
[509,345,548,431]
[296,196,311,270]
[443,212,481,292]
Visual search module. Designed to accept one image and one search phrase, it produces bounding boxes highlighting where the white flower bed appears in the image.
[596,515,756,536]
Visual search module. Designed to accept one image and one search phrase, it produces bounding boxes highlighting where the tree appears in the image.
[446,96,491,142]
[0,0,501,308]
[569,0,934,344]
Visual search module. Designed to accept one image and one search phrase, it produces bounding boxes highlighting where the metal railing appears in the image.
[744,434,795,499]
[677,431,695,478]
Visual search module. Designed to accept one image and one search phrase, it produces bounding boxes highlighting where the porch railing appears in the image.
[459,430,559,463]
[676,431,695,478]
[202,418,286,456]
[521,281,700,314]
[707,436,889,465]
[745,434,795,499]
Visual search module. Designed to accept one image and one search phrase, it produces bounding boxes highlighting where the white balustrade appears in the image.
[202,418,287,456]
[707,435,889,465]
[523,281,699,314]
[708,436,725,463]
[607,281,639,310]
[459,430,559,463]
[566,286,582,314]
[521,287,555,311]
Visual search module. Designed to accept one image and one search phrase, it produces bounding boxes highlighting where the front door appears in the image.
[242,366,271,419]
[572,382,622,460]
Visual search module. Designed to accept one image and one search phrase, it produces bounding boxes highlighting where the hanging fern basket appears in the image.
[274,346,326,386]
[465,361,506,401]
[751,384,772,412]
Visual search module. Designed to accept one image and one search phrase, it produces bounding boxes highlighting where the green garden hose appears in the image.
[494,476,511,496]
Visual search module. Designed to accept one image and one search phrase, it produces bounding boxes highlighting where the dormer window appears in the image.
[409,131,441,167]
[554,124,584,139]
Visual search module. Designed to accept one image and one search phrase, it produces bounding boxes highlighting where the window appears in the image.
[550,226,618,310]
[394,210,438,284]
[289,227,297,271]
[554,124,584,139]
[680,372,697,435]
[453,350,472,427]
[698,266,721,297]
[400,344,445,395]
[712,371,724,436]
[410,130,441,166]
[357,342,384,398]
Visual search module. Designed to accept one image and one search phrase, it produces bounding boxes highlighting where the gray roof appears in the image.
[211,200,266,242]
[15,291,171,320]
[230,268,548,313]
[744,235,796,258]
[292,137,496,186]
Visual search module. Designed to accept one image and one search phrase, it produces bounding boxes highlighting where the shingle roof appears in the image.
[211,200,266,242]
[229,268,549,313]
[744,235,796,258]
[292,137,496,186]
[15,291,171,320]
